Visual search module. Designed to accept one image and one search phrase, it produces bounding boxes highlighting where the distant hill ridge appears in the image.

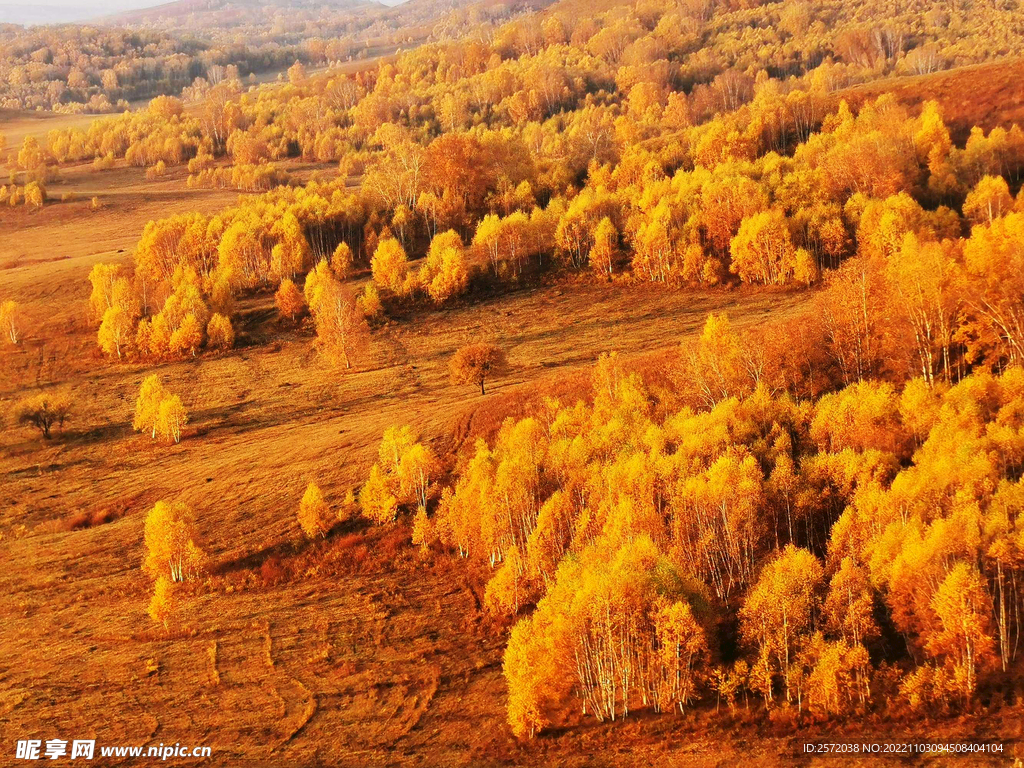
[96,0,384,26]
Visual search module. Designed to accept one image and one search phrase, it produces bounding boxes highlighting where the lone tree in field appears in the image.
[298,481,331,539]
[15,392,71,438]
[143,500,206,582]
[0,300,22,344]
[450,343,508,395]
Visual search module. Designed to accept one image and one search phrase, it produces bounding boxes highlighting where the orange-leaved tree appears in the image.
[275,277,306,321]
[450,343,508,395]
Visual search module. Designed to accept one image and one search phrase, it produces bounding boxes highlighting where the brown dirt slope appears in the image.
[838,57,1024,142]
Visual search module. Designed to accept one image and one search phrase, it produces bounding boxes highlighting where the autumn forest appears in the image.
[3,0,1024,763]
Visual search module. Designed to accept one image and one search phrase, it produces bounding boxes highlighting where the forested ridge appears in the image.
[4,0,1024,749]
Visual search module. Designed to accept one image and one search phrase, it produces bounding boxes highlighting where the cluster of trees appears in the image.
[359,425,438,526]
[87,94,1010,367]
[82,93,1022,359]
[671,181,1024,401]
[0,0,445,114]
[399,351,1022,735]
[297,481,356,539]
[185,163,289,192]
[290,425,440,546]
[88,244,235,362]
[42,96,205,170]
[0,0,550,113]
[0,182,47,208]
[288,344,506,540]
[14,0,1003,325]
[0,25,236,114]
[132,375,188,444]
[48,0,1024,740]
[143,500,206,627]
[105,85,1023,377]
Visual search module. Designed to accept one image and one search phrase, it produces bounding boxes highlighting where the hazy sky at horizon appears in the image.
[0,0,163,9]
[0,0,408,25]
[0,0,168,24]
[0,0,406,7]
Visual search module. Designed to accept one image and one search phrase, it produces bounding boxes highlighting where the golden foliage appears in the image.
[419,230,469,304]
[298,482,331,539]
[142,500,205,582]
[370,235,410,295]
[427,349,1024,734]
[0,300,22,344]
[132,375,189,444]
[206,313,235,350]
[360,426,437,526]
[306,261,369,369]
[147,576,175,629]
[275,278,306,320]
